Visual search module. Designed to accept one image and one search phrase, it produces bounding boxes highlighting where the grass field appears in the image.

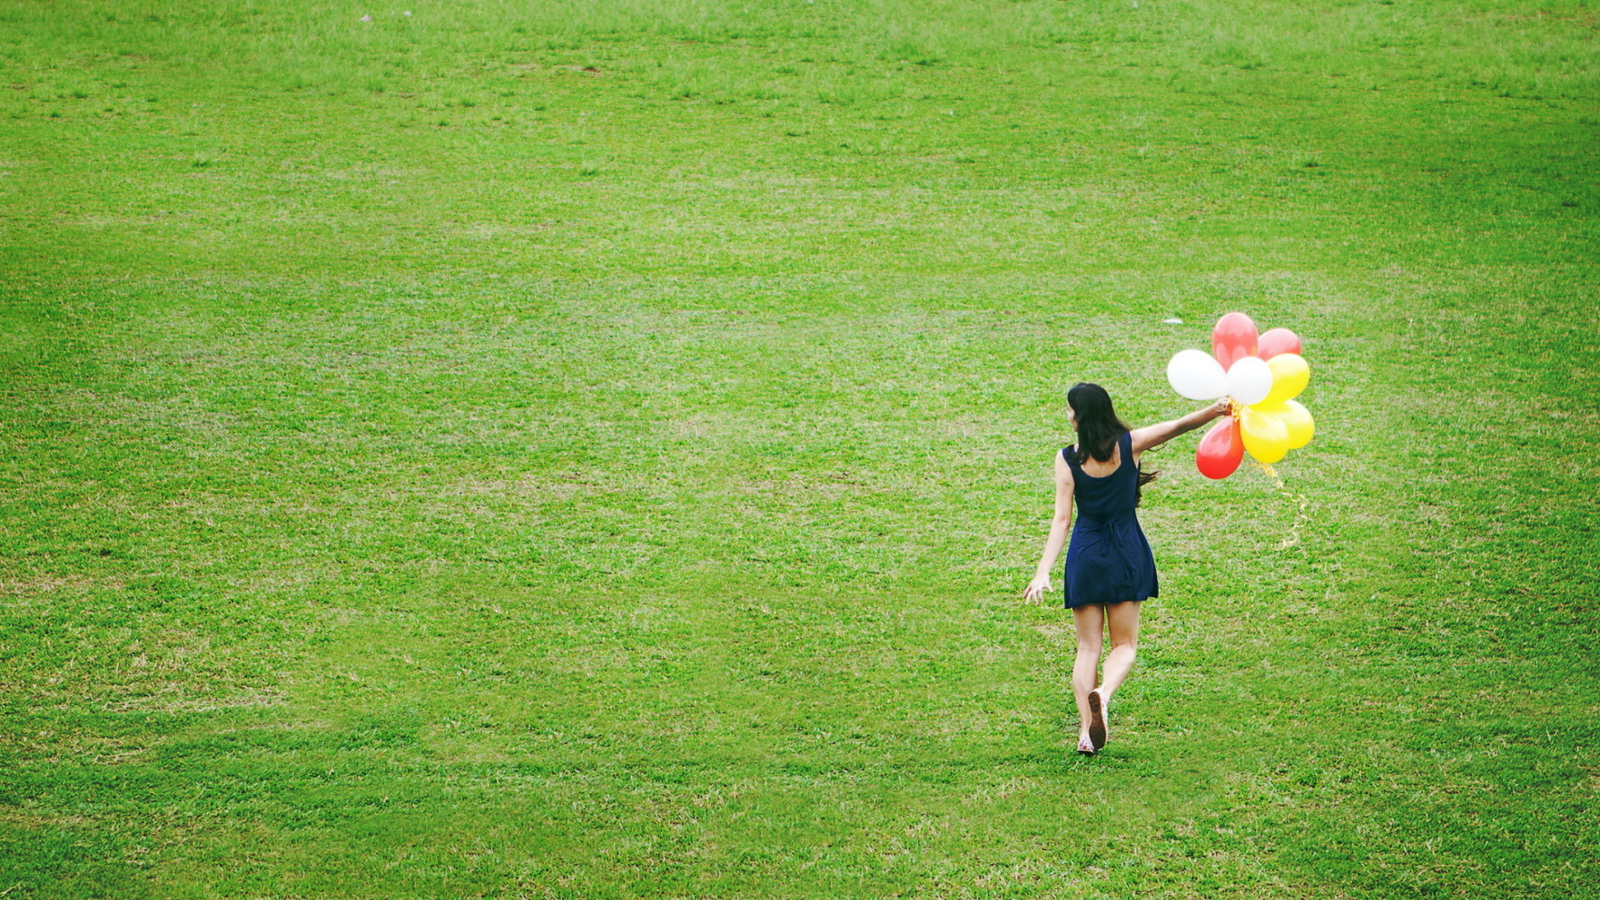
[2,1,1597,897]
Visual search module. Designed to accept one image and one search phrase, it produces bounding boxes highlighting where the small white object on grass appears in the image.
[1162,317,1183,325]
[359,14,372,21]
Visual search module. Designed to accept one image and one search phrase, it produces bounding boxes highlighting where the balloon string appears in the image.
[1248,459,1309,549]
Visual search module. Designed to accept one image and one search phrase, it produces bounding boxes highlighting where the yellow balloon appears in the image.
[1253,400,1315,450]
[1239,407,1289,464]
[1280,399,1315,449]
[1263,353,1310,406]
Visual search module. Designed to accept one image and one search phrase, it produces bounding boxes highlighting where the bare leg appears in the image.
[1070,605,1105,748]
[1097,600,1143,706]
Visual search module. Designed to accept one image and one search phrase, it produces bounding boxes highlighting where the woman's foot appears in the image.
[1076,734,1096,755]
[1087,689,1107,751]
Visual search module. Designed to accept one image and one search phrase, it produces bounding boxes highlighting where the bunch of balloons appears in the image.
[1166,313,1314,479]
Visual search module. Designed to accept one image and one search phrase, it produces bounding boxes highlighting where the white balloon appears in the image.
[1166,349,1227,400]
[1224,356,1274,406]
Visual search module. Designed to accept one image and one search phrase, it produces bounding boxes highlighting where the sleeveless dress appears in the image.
[1062,431,1159,609]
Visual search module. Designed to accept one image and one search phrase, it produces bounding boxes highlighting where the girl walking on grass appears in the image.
[1024,383,1230,755]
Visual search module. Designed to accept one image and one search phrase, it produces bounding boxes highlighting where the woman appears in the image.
[1024,383,1231,755]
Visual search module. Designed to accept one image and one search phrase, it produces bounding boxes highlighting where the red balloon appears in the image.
[1196,417,1244,480]
[1212,313,1258,371]
[1257,327,1302,360]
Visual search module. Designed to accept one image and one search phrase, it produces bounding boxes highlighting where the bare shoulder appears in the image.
[1054,449,1074,485]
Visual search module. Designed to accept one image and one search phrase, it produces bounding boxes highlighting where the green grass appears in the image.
[2,0,1597,897]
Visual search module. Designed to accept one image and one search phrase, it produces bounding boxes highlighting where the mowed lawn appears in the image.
[1,1,1596,897]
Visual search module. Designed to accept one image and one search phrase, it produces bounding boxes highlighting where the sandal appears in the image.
[1076,735,1096,756]
[1087,689,1107,751]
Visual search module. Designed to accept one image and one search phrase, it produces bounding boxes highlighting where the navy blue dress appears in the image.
[1062,431,1159,609]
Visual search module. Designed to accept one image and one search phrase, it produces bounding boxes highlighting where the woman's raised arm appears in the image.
[1130,399,1232,455]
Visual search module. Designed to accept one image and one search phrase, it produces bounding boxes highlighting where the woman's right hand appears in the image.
[1022,575,1051,604]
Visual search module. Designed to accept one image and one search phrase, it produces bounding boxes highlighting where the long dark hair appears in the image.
[1066,383,1129,464]
[1067,382,1158,502]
